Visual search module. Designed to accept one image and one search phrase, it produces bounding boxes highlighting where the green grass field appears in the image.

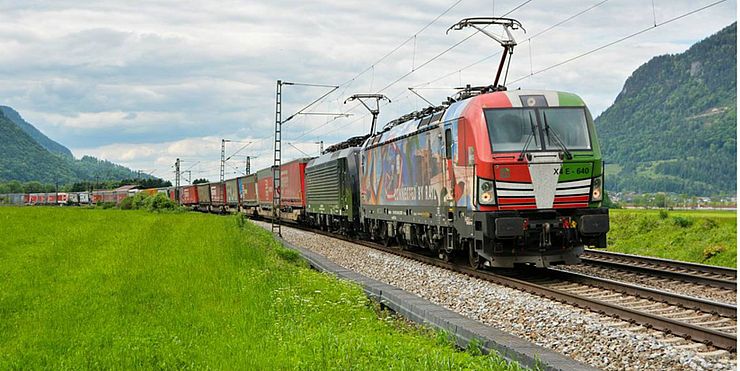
[0,207,521,370]
[606,209,736,268]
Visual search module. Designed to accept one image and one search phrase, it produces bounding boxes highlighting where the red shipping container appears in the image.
[257,168,274,207]
[180,186,198,205]
[211,183,227,206]
[280,158,310,208]
[180,186,199,205]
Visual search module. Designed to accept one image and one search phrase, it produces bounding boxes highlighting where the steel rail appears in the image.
[582,249,737,290]
[543,269,737,318]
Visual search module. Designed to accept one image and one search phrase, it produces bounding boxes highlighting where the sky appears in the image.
[0,0,736,183]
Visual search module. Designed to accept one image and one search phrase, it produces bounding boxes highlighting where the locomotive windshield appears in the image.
[485,107,591,153]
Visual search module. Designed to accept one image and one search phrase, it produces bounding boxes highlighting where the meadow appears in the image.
[0,207,520,370]
[606,209,736,268]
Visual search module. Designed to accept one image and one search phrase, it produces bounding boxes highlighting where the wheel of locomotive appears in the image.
[467,240,483,269]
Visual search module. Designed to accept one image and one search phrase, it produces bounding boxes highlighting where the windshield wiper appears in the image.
[542,112,572,160]
[518,111,537,161]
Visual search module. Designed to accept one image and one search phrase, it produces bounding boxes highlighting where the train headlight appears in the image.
[591,176,603,202]
[478,178,496,205]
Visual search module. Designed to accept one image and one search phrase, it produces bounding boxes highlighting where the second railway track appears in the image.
[579,249,737,290]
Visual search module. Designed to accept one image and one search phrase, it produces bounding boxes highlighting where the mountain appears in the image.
[0,108,149,184]
[0,106,73,158]
[0,112,75,183]
[595,23,736,196]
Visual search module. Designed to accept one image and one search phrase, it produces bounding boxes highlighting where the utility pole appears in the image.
[272,80,283,236]
[221,139,232,183]
[175,158,181,192]
[273,80,345,237]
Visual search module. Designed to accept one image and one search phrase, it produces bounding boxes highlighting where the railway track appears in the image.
[580,249,737,290]
[266,221,737,352]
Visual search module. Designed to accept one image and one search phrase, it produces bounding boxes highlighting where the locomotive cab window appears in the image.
[539,108,591,150]
[485,108,539,152]
[444,128,453,159]
[484,107,592,152]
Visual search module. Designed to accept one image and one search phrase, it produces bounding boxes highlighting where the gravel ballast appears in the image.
[256,222,737,371]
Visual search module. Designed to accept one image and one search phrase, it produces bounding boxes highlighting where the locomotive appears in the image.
[294,88,609,268]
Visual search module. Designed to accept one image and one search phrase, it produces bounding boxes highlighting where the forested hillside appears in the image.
[0,106,73,158]
[595,23,736,196]
[0,108,149,184]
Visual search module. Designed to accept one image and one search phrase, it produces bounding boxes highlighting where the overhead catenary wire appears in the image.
[508,0,728,84]
[306,0,727,143]
[297,0,468,120]
[412,0,609,89]
[291,0,535,142]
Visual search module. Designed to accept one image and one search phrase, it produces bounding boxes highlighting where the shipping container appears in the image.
[28,193,41,205]
[141,188,159,196]
[180,185,199,205]
[225,178,239,206]
[2,193,25,205]
[78,192,90,204]
[238,174,258,207]
[256,167,274,208]
[280,158,312,208]
[197,184,211,205]
[210,182,227,206]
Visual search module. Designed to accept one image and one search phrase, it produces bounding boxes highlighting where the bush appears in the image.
[119,196,134,210]
[117,192,178,212]
[701,218,718,230]
[671,216,693,228]
[144,193,177,212]
[130,192,149,209]
[658,209,669,219]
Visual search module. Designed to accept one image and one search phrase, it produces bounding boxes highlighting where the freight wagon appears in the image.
[210,182,227,213]
[196,184,211,211]
[180,185,199,206]
[225,178,240,211]
[238,174,258,215]
[0,193,26,205]
[256,159,312,221]
[256,167,274,218]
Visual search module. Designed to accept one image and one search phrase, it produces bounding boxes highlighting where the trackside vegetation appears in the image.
[0,208,523,370]
[605,209,736,268]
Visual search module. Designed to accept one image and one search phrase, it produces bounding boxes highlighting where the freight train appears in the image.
[2,88,609,269]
